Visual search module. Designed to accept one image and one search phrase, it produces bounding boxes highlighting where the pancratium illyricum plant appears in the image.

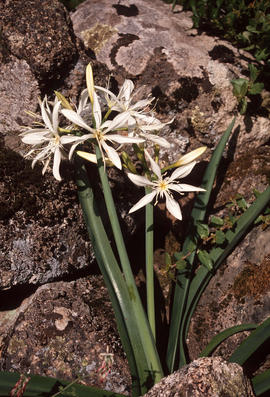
[19,63,213,396]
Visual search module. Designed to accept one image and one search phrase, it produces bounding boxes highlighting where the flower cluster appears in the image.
[21,63,205,220]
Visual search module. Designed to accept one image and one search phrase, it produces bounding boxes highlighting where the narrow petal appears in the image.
[127,173,154,187]
[175,146,207,167]
[130,98,152,110]
[120,79,134,102]
[77,88,90,115]
[77,151,97,164]
[108,134,145,144]
[92,91,102,128]
[40,97,53,132]
[129,191,157,213]
[61,109,93,132]
[144,149,162,179]
[53,147,62,181]
[142,133,171,148]
[103,112,130,133]
[169,183,206,193]
[52,100,61,132]
[169,161,196,181]
[165,193,182,220]
[22,133,50,145]
[86,63,94,104]
[102,141,122,169]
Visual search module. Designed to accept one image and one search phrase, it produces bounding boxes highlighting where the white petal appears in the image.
[77,151,97,164]
[165,193,182,220]
[77,88,89,115]
[120,80,134,102]
[129,191,157,213]
[142,133,171,148]
[130,98,152,110]
[127,173,153,187]
[108,134,144,144]
[92,91,102,128]
[102,141,122,169]
[22,133,49,145]
[53,147,62,181]
[86,63,95,104]
[144,149,162,179]
[52,100,61,132]
[40,97,53,132]
[61,109,93,132]
[175,146,207,166]
[169,183,206,193]
[103,112,130,133]
[169,161,196,181]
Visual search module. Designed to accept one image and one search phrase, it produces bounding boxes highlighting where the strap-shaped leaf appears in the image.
[0,371,125,396]
[252,369,270,396]
[229,316,270,365]
[200,323,257,357]
[166,117,236,372]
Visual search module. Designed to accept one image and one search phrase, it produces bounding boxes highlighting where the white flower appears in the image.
[21,96,80,181]
[95,79,154,126]
[61,90,144,170]
[127,150,205,220]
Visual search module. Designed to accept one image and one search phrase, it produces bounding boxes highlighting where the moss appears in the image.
[232,256,270,302]
[81,24,118,53]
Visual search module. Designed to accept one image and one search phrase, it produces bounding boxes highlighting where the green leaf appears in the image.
[197,250,213,270]
[248,63,259,83]
[200,323,257,357]
[231,78,249,100]
[75,158,163,395]
[248,82,264,95]
[229,316,270,365]
[166,118,236,373]
[215,230,226,245]
[175,258,187,270]
[0,371,125,397]
[252,369,270,396]
[210,216,224,226]
[239,97,248,115]
[196,222,209,239]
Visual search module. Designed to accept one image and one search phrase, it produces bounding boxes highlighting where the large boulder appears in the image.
[0,0,78,87]
[71,0,270,161]
[0,276,131,395]
[144,357,254,396]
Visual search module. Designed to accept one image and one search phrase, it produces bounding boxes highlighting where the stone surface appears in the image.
[144,357,254,396]
[0,276,131,395]
[0,56,40,137]
[187,146,270,366]
[0,138,97,290]
[0,0,78,87]
[71,0,270,161]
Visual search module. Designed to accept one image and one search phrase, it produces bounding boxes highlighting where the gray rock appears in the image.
[143,357,254,396]
[0,0,78,86]
[0,277,131,395]
[71,0,270,159]
[0,56,40,137]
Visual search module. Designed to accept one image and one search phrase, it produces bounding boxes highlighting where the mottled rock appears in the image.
[0,0,78,86]
[144,357,254,396]
[187,146,270,365]
[0,139,97,290]
[71,0,270,160]
[0,277,131,395]
[0,56,40,138]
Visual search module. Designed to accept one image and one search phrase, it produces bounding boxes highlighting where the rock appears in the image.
[0,138,97,290]
[0,0,78,87]
[0,56,40,138]
[71,0,270,161]
[143,357,254,396]
[187,146,270,365]
[0,276,131,395]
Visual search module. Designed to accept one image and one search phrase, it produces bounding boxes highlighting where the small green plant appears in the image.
[231,63,264,114]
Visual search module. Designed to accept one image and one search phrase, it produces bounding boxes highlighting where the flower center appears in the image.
[158,180,168,191]
[94,129,104,142]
